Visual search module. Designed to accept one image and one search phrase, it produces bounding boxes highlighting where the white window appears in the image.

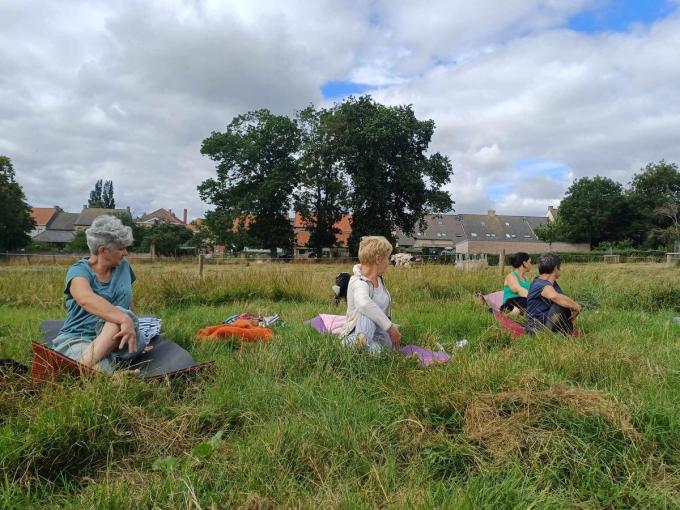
[485,233,491,237]
[511,234,517,238]
[505,233,511,238]
[523,234,531,238]
[471,233,477,237]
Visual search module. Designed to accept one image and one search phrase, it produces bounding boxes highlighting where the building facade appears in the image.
[396,209,588,254]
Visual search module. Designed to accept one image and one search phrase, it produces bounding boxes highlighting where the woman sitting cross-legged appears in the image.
[500,252,532,315]
[339,236,401,354]
[51,215,151,373]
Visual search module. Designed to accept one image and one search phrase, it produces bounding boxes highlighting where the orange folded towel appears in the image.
[196,319,274,342]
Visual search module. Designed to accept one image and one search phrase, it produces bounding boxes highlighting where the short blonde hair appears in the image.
[358,236,393,265]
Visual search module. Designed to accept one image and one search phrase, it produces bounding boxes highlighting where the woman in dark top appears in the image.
[526,252,581,335]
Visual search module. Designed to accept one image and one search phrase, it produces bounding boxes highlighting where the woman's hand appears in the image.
[114,316,138,353]
[387,325,401,347]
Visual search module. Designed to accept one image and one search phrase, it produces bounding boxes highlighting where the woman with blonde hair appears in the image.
[339,236,401,353]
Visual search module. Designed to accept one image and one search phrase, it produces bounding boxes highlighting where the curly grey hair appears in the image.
[85,215,134,255]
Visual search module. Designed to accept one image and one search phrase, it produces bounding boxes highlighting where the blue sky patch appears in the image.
[321,81,376,100]
[567,0,676,33]
[485,183,512,201]
[515,159,571,181]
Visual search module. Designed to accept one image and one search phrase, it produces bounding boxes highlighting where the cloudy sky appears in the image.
[2,0,680,220]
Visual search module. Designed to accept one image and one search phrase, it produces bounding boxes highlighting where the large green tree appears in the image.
[293,106,348,258]
[199,109,301,258]
[558,176,632,247]
[324,96,453,254]
[201,209,252,253]
[627,160,680,247]
[139,223,193,256]
[0,156,35,251]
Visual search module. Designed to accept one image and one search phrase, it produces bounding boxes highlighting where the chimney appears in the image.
[183,208,188,225]
[488,209,496,216]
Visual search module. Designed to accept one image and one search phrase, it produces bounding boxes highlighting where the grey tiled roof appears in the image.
[33,230,75,243]
[396,213,549,246]
[47,212,79,231]
[75,208,128,226]
[460,214,546,242]
[396,214,464,246]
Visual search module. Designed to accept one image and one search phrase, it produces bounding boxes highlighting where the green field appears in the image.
[1,262,679,509]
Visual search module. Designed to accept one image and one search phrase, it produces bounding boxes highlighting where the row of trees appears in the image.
[198,96,454,257]
[536,161,680,250]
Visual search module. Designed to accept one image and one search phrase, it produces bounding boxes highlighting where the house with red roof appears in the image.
[30,207,59,237]
[137,208,187,226]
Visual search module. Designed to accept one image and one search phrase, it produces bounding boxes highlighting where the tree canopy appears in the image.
[557,176,632,247]
[197,98,454,256]
[293,106,348,257]
[199,109,301,258]
[0,156,35,251]
[627,161,680,247]
[88,179,115,208]
[328,97,453,253]
[139,223,193,256]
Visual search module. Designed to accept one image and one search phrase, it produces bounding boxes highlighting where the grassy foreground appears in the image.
[0,261,679,509]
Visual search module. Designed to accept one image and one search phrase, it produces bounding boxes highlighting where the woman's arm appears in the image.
[69,277,137,351]
[352,280,392,331]
[541,285,581,313]
[506,273,528,297]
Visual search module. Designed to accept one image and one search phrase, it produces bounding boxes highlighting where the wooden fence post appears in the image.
[498,249,505,275]
[198,253,204,279]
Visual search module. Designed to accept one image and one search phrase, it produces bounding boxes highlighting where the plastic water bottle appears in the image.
[455,339,468,349]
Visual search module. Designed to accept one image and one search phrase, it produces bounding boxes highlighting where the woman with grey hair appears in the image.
[52,215,148,372]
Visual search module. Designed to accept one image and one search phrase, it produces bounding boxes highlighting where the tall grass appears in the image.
[1,262,679,508]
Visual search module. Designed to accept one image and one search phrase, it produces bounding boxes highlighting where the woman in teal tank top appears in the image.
[501,252,532,315]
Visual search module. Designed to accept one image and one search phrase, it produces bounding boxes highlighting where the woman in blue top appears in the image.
[52,215,148,372]
[526,252,581,335]
[500,252,532,315]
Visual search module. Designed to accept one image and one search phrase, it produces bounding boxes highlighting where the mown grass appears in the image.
[0,261,679,509]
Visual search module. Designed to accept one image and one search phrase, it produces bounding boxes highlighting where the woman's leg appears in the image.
[80,321,120,370]
[342,313,393,354]
[546,303,573,335]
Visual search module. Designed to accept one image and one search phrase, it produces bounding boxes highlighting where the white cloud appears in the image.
[1,0,680,222]
[373,11,680,214]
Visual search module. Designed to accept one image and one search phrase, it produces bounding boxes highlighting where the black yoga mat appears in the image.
[41,320,209,379]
